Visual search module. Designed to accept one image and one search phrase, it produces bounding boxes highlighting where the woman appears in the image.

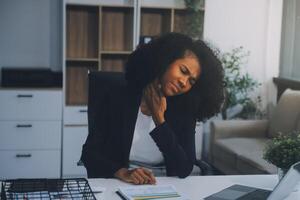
[81,33,224,185]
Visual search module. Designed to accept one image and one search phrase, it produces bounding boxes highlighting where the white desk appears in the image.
[88,175,300,200]
[1,175,299,199]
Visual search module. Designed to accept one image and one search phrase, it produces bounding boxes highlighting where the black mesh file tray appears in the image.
[1,178,96,200]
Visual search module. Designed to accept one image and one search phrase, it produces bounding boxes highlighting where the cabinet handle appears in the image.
[17,94,33,98]
[16,124,32,128]
[77,160,84,166]
[79,109,87,113]
[16,154,32,158]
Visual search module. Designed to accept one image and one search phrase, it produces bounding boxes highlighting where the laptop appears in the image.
[204,161,300,200]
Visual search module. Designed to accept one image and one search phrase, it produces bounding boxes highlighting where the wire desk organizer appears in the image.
[1,178,96,200]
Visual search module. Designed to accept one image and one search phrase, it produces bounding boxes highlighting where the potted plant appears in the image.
[263,131,300,179]
[209,46,263,119]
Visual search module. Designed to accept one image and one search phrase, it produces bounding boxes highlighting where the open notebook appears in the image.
[117,185,187,200]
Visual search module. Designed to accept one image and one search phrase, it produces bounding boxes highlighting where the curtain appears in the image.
[280,0,300,79]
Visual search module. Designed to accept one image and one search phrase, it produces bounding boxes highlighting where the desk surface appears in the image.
[1,175,299,200]
[88,174,299,200]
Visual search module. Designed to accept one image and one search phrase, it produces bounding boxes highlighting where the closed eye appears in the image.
[189,78,196,85]
[180,66,188,74]
[181,65,197,85]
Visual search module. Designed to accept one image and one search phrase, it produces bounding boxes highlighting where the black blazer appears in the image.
[81,72,197,178]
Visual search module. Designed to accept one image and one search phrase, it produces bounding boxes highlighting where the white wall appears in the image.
[202,0,283,160]
[203,0,283,110]
[0,0,62,80]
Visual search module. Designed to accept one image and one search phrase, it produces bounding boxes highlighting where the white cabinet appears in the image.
[64,106,88,125]
[0,90,62,120]
[62,126,88,178]
[0,121,61,150]
[0,150,60,179]
[0,89,62,179]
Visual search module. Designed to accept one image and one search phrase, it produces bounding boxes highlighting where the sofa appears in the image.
[209,89,300,174]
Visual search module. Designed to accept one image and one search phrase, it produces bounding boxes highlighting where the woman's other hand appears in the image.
[114,168,156,185]
[142,80,167,126]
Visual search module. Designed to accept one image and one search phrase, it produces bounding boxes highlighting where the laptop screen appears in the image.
[267,162,300,200]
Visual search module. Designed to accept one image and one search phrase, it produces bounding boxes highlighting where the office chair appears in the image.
[87,71,213,176]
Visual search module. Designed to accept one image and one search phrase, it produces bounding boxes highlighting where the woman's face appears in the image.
[160,55,201,96]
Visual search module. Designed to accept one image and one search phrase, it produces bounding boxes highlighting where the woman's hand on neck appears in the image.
[140,99,152,116]
[141,80,166,126]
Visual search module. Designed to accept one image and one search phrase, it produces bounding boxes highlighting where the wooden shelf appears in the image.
[66,58,99,62]
[66,62,98,105]
[66,5,99,59]
[100,51,132,55]
[101,54,129,72]
[140,8,171,36]
[101,6,134,51]
[173,9,188,33]
[64,2,205,106]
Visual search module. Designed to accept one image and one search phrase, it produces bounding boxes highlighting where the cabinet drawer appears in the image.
[0,150,60,179]
[62,126,88,178]
[0,90,62,120]
[0,121,61,150]
[64,106,88,125]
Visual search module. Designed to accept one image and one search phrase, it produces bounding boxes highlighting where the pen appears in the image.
[116,191,127,200]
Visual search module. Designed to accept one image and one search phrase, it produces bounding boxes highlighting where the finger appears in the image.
[130,176,140,185]
[142,169,156,184]
[143,86,153,105]
[138,172,150,185]
[150,83,159,94]
[152,79,160,90]
[136,168,151,184]
[152,80,164,97]
[128,169,141,184]
[136,168,151,185]
[152,84,164,100]
[148,84,160,103]
[144,88,155,111]
[153,81,163,97]
[144,83,163,112]
[144,85,151,96]
[132,170,145,184]
[162,96,167,111]
[143,171,156,185]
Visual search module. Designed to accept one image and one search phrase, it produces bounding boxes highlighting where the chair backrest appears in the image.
[268,89,300,138]
[88,71,125,135]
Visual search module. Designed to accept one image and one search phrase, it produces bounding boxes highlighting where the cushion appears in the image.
[215,137,276,174]
[268,89,300,138]
[213,142,236,169]
[237,157,276,174]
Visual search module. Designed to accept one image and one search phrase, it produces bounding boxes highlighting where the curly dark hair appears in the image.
[125,32,224,122]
